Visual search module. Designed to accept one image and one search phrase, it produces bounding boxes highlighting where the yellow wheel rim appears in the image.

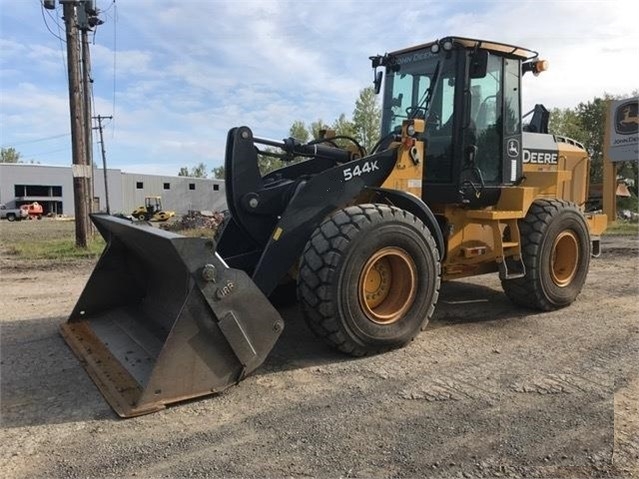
[358,247,417,324]
[550,231,579,287]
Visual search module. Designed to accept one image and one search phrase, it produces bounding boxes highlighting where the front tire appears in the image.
[502,199,591,311]
[297,204,441,356]
[6,214,15,222]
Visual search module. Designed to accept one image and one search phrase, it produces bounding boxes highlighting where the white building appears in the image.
[0,163,226,216]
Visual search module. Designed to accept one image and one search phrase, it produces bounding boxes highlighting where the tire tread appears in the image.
[502,198,589,311]
[298,204,441,356]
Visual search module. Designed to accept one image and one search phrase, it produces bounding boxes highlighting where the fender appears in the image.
[366,187,445,260]
[250,148,398,296]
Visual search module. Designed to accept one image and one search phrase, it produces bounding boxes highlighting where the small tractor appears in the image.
[131,196,175,222]
[61,36,607,417]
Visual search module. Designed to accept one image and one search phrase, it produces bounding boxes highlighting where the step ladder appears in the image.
[466,211,526,280]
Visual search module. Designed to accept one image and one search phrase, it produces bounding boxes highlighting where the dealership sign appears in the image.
[608,97,639,162]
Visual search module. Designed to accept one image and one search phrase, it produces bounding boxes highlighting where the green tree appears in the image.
[212,166,225,179]
[331,113,357,149]
[289,120,310,143]
[548,93,638,186]
[548,97,609,183]
[576,96,610,183]
[548,107,587,143]
[212,145,294,180]
[0,147,22,163]
[191,162,208,178]
[352,86,381,153]
[258,147,286,175]
[178,163,208,178]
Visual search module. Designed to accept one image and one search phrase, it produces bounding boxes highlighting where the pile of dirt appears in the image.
[161,210,225,231]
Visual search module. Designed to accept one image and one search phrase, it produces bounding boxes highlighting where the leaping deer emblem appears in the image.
[619,106,639,126]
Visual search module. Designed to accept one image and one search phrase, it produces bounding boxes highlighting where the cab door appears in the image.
[465,53,522,190]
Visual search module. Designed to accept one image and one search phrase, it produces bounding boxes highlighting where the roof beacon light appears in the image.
[442,40,454,51]
[523,59,549,76]
[533,59,549,76]
[430,43,440,54]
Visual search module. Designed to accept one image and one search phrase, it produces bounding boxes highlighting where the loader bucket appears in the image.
[60,214,284,417]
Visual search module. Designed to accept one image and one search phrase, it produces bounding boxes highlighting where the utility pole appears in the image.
[77,1,102,217]
[81,27,93,216]
[61,0,89,248]
[94,115,113,214]
[47,0,104,245]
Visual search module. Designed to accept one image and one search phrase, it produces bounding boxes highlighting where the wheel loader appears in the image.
[61,36,607,417]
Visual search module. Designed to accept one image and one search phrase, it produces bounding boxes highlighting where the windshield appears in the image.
[381,49,452,135]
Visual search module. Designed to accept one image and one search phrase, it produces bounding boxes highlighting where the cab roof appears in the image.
[390,36,538,60]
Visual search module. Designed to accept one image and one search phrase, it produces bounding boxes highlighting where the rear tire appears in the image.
[7,214,15,222]
[297,204,441,356]
[502,199,590,311]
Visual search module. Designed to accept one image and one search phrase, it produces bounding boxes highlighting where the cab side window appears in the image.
[424,64,457,183]
[469,54,502,183]
[503,58,521,136]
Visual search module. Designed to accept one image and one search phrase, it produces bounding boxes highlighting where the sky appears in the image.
[1,0,638,176]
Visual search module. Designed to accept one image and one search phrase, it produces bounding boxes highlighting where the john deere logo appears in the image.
[507,138,519,157]
[615,100,639,135]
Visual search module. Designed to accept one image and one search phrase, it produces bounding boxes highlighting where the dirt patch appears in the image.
[1,222,637,478]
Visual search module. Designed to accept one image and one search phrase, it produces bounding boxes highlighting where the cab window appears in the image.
[469,53,502,183]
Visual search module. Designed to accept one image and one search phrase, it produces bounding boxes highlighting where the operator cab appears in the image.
[145,196,162,213]
[374,36,547,207]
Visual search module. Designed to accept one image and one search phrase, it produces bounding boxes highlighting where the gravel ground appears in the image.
[1,221,637,478]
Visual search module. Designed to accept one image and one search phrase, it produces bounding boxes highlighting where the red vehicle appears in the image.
[21,202,43,220]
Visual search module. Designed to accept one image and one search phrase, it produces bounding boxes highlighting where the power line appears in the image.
[40,1,65,43]
[100,0,116,15]
[91,1,108,45]
[111,0,117,137]
[21,146,71,157]
[37,1,67,79]
[54,4,68,81]
[2,132,71,147]
[45,3,64,32]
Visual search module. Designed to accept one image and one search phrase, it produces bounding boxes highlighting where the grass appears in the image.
[0,217,217,262]
[604,221,639,236]
[1,219,106,261]
[1,212,634,262]
[0,219,218,262]
[6,237,106,260]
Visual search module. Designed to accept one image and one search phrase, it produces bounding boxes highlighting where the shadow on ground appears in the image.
[0,281,531,428]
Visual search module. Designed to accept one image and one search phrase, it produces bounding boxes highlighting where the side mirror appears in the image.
[373,70,383,94]
[469,50,488,79]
